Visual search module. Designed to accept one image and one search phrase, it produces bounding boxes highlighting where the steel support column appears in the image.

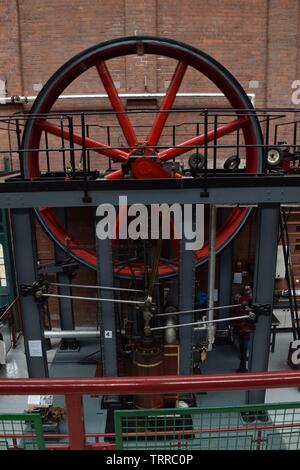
[95,225,117,376]
[218,209,234,321]
[11,209,48,377]
[247,204,280,404]
[179,216,195,375]
[54,209,75,332]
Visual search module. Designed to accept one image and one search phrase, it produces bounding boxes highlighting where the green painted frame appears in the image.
[114,402,300,450]
[0,412,45,450]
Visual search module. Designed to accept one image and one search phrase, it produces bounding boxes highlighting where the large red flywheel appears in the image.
[21,36,263,279]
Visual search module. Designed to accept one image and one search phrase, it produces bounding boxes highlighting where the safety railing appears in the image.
[0,371,300,450]
[0,412,45,450]
[114,402,300,450]
[1,108,300,180]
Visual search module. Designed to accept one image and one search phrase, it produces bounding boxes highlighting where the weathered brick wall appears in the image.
[0,1,299,323]
[0,0,297,106]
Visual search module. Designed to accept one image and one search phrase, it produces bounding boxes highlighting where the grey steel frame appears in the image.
[248,204,280,403]
[1,184,300,208]
[8,181,282,403]
[11,209,49,377]
[54,208,75,334]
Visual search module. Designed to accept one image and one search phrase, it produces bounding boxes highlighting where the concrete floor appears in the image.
[0,331,299,430]
[0,336,106,438]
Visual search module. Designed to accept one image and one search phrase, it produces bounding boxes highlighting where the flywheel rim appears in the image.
[21,36,263,278]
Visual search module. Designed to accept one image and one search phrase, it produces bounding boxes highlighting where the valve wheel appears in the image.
[21,36,263,279]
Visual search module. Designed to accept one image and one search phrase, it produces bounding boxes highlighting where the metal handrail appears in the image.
[0,296,21,348]
[0,296,19,322]
[0,370,300,395]
[1,371,299,450]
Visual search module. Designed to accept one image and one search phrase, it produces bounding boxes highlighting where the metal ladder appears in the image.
[279,207,300,340]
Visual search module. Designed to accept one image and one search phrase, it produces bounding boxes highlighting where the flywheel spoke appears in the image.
[35,119,129,163]
[147,61,188,146]
[158,116,248,162]
[96,60,138,148]
[104,169,124,179]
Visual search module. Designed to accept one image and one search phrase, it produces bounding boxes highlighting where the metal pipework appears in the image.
[44,330,100,338]
[165,316,177,344]
[51,282,143,293]
[1,92,256,105]
[150,313,252,332]
[207,205,217,351]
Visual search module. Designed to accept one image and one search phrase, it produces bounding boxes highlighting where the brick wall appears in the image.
[0,1,299,323]
[0,0,297,106]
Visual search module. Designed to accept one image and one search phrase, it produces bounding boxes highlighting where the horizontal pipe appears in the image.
[151,313,251,331]
[0,92,256,105]
[44,330,100,338]
[51,282,143,293]
[43,293,144,305]
[0,371,299,395]
[156,303,242,318]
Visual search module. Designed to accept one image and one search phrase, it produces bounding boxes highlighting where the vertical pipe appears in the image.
[207,205,217,351]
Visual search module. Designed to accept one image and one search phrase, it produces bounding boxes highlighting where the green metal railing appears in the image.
[114,402,300,450]
[0,413,45,450]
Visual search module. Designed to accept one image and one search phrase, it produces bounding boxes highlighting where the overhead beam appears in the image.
[0,184,300,208]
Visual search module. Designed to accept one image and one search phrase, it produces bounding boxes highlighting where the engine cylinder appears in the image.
[133,336,164,408]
